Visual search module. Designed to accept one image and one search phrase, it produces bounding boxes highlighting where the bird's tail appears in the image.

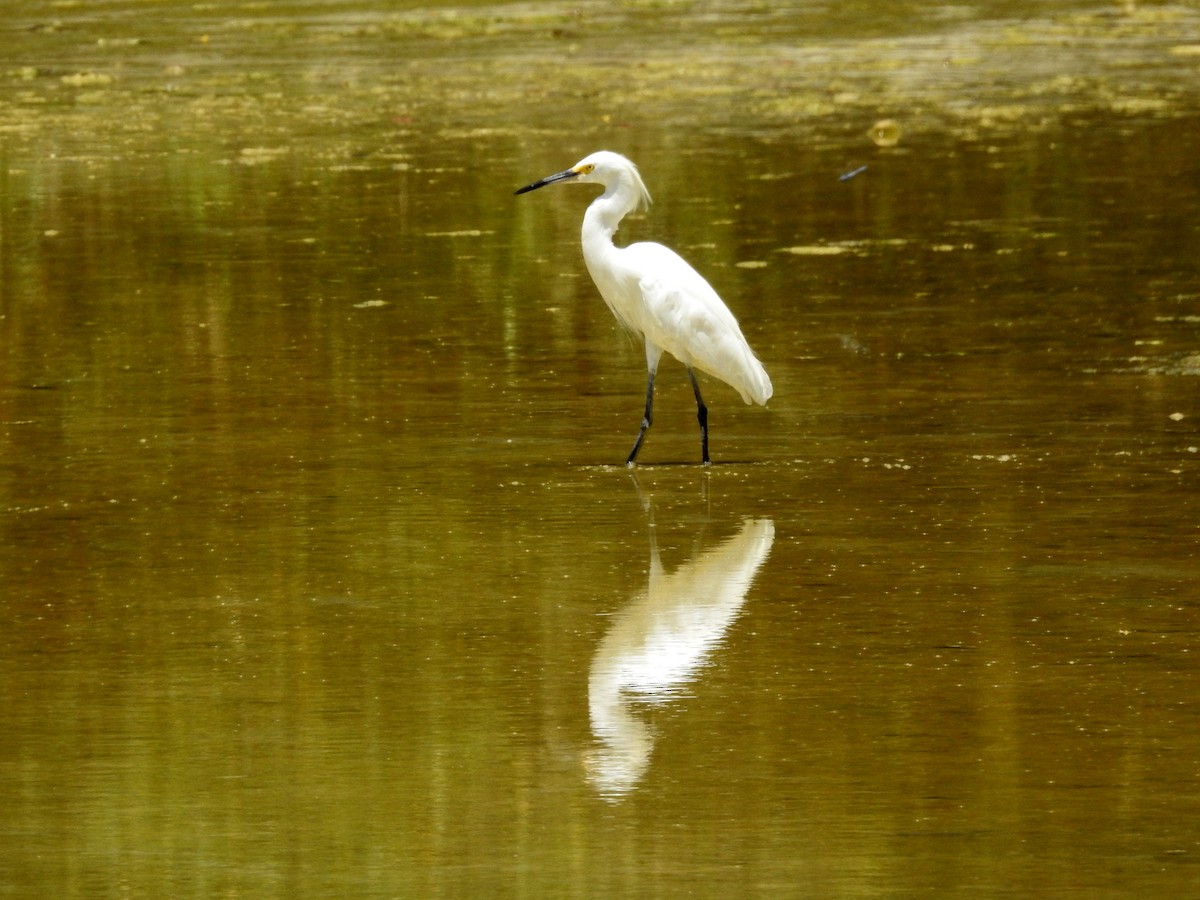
[740,356,773,406]
[699,340,772,406]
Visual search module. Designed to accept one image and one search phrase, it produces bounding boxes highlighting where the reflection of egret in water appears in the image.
[585,516,775,799]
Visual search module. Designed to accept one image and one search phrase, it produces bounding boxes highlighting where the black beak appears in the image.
[514,168,579,195]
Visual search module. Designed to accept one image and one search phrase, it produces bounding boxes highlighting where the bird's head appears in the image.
[515,150,652,211]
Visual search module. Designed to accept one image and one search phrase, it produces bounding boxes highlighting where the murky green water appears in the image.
[3,1,1199,896]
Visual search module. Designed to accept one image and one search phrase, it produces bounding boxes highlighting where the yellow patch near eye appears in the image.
[576,164,595,174]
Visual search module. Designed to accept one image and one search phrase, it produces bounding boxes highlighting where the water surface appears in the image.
[2,1,1199,895]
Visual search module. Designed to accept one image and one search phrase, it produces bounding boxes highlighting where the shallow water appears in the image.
[3,1,1200,896]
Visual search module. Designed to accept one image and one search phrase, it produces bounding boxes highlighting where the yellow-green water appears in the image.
[3,1,1199,895]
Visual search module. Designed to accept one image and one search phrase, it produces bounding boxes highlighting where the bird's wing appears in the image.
[623,242,772,405]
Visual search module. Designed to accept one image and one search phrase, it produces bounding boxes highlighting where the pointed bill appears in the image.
[514,167,580,195]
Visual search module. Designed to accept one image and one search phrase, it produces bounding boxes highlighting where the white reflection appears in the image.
[586,516,775,799]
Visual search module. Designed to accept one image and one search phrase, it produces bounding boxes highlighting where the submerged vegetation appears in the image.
[2,1,1198,167]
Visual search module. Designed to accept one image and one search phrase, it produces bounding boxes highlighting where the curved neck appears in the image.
[581,186,638,266]
[586,182,641,235]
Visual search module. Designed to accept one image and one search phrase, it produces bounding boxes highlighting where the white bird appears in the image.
[515,150,772,466]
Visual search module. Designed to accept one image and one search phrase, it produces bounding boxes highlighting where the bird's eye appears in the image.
[577,164,595,175]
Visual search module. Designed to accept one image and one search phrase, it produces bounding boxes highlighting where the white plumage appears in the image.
[516,150,771,465]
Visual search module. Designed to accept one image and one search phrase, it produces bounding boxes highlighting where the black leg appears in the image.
[689,369,710,466]
[626,368,656,467]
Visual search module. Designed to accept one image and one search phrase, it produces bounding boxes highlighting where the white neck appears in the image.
[581,185,639,263]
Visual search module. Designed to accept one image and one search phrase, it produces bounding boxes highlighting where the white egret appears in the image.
[515,151,772,466]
